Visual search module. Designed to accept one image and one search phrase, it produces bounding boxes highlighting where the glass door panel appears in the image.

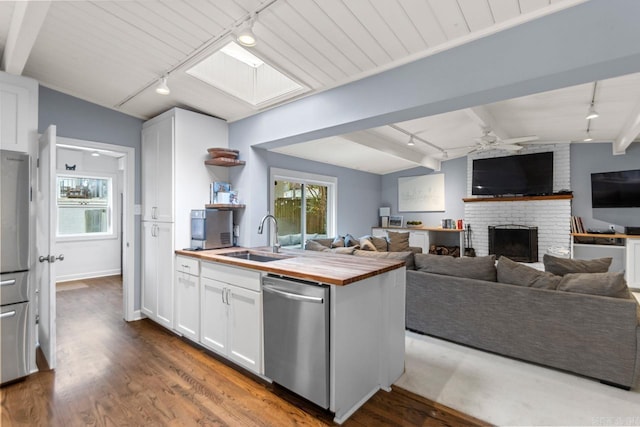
[274,181,303,248]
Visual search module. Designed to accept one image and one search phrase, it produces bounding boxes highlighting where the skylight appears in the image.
[187,41,308,108]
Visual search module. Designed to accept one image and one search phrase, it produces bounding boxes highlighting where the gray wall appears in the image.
[380,157,467,228]
[571,142,640,231]
[38,86,143,308]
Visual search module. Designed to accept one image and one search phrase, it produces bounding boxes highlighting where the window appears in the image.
[270,168,337,249]
[56,173,114,239]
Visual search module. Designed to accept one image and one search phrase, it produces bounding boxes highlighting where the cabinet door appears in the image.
[141,222,158,319]
[155,222,175,329]
[0,83,29,152]
[228,285,262,374]
[200,277,228,354]
[371,228,387,238]
[626,239,640,288]
[141,117,174,222]
[175,270,199,341]
[409,231,427,252]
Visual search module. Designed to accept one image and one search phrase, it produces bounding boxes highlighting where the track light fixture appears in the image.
[583,119,593,142]
[237,15,257,47]
[155,76,170,95]
[585,81,599,120]
[407,135,415,146]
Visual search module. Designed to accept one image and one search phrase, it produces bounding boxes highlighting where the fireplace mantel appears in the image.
[463,194,573,203]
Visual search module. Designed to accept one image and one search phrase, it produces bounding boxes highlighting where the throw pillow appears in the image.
[353,250,415,270]
[358,236,378,251]
[497,256,561,290]
[305,240,329,251]
[557,272,631,299]
[344,233,359,247]
[331,247,356,255]
[331,235,345,248]
[370,235,388,251]
[387,231,410,252]
[414,253,497,282]
[543,254,612,276]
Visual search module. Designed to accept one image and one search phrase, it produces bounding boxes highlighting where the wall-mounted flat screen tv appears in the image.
[472,152,554,196]
[591,169,640,208]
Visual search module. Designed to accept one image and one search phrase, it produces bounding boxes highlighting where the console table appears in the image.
[570,233,640,289]
[372,227,465,254]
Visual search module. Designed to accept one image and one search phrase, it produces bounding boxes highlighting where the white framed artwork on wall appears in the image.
[398,174,445,212]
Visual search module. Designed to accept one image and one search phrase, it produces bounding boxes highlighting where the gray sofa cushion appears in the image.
[543,254,612,276]
[415,253,497,282]
[331,236,345,248]
[371,236,388,251]
[344,233,359,247]
[387,231,410,252]
[353,249,415,270]
[557,272,632,299]
[331,247,357,255]
[497,256,561,290]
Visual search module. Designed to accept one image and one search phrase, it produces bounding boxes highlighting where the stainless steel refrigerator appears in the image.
[1,149,31,384]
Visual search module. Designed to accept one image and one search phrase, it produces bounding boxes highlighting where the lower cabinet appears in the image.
[141,221,174,329]
[175,256,200,341]
[200,262,262,375]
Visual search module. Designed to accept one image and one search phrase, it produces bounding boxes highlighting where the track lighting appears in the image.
[155,76,170,95]
[585,81,599,120]
[583,119,593,142]
[407,136,415,146]
[237,15,257,47]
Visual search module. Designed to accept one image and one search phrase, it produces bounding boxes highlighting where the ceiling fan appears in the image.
[465,128,539,153]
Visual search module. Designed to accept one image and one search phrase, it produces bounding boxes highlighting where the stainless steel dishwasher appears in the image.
[263,275,329,408]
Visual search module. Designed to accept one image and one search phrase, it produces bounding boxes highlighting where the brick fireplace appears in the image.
[464,144,571,261]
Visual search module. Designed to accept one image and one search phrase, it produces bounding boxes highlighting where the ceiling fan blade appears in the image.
[500,144,524,151]
[501,135,539,144]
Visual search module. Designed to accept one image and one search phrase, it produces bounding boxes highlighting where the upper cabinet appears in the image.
[141,107,229,250]
[0,72,38,153]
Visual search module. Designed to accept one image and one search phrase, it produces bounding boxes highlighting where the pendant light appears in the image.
[407,135,415,146]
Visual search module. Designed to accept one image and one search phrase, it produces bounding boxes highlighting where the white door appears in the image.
[36,125,58,369]
[228,286,261,373]
[200,277,227,354]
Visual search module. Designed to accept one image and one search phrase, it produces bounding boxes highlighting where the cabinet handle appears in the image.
[1,279,16,287]
[221,287,227,305]
[0,310,16,319]
[226,288,231,305]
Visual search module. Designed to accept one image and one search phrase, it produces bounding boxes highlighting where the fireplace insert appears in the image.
[489,225,538,262]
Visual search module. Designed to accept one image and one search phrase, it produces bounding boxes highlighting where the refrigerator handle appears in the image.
[1,279,16,287]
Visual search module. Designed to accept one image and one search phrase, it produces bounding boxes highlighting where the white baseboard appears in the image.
[56,269,121,283]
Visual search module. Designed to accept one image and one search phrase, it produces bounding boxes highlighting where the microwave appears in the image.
[191,209,233,249]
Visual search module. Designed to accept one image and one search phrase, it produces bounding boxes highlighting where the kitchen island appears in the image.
[174,247,406,424]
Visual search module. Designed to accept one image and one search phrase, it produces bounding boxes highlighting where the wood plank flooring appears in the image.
[1,276,488,426]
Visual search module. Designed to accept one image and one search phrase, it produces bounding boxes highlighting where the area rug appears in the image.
[396,331,640,426]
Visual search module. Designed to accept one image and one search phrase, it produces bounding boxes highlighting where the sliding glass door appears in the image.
[270,169,336,249]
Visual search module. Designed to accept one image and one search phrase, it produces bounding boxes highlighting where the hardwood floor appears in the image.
[1,276,488,426]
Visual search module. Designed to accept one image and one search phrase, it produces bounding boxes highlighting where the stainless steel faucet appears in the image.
[258,213,281,253]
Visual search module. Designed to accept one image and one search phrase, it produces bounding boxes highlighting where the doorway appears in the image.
[54,137,136,321]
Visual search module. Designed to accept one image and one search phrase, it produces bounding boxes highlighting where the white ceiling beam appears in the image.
[343,130,442,171]
[464,106,510,139]
[1,1,51,75]
[613,98,640,155]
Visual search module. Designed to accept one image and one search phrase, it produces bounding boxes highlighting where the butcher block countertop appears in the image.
[175,247,405,286]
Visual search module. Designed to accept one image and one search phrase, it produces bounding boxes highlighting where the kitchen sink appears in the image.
[219,250,290,263]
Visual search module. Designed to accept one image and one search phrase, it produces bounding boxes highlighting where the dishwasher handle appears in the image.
[263,284,324,304]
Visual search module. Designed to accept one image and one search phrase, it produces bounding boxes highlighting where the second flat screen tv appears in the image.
[472,152,554,196]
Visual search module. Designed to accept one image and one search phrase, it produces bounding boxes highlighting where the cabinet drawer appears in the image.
[176,256,199,276]
[201,261,262,292]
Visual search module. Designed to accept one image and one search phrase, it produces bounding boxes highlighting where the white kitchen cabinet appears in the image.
[175,256,200,341]
[200,262,262,374]
[141,221,174,329]
[625,238,640,289]
[0,73,37,153]
[141,108,228,331]
[408,230,427,251]
[141,116,174,222]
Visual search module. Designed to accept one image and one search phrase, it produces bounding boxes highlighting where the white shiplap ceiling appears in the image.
[2,0,639,174]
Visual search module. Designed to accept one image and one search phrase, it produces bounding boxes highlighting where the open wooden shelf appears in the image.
[205,158,245,167]
[205,204,245,209]
[463,194,573,203]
